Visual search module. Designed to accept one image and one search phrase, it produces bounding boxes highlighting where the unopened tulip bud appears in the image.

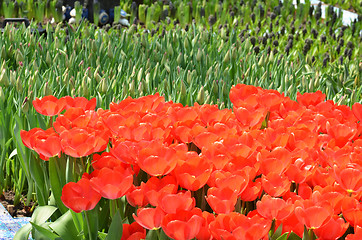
[212,80,218,95]
[100,78,108,94]
[223,51,230,64]
[180,79,186,97]
[129,80,135,97]
[137,67,143,83]
[187,70,192,84]
[0,86,4,102]
[197,86,205,104]
[22,97,29,113]
[46,51,52,66]
[16,76,23,92]
[43,82,52,96]
[0,69,9,87]
[10,71,16,86]
[196,48,203,62]
[177,53,183,65]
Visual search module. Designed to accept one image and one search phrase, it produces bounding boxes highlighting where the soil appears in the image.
[0,191,34,218]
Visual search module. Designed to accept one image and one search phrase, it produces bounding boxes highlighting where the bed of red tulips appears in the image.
[20,84,362,240]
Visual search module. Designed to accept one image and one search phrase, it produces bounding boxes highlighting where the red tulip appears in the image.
[261,172,291,197]
[314,215,349,240]
[126,185,148,208]
[209,212,271,240]
[161,208,204,240]
[142,176,178,207]
[297,90,326,107]
[21,128,61,160]
[158,191,195,214]
[62,96,97,111]
[89,166,133,199]
[61,178,101,213]
[333,164,362,194]
[121,222,147,240]
[60,127,108,158]
[294,200,333,229]
[206,187,238,214]
[256,195,294,221]
[32,95,66,116]
[346,225,362,240]
[341,196,362,227]
[133,207,165,230]
[137,140,181,176]
[173,152,212,191]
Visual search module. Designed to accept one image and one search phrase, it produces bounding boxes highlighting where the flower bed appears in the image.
[20,84,362,239]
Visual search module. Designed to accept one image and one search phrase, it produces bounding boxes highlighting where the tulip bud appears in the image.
[82,82,89,98]
[212,80,219,95]
[145,72,151,88]
[1,46,6,59]
[164,63,170,73]
[10,71,16,86]
[167,43,174,57]
[16,76,23,92]
[223,50,230,64]
[196,48,203,62]
[163,79,169,92]
[46,51,52,66]
[22,97,29,114]
[0,86,4,103]
[129,79,135,97]
[99,78,108,94]
[107,43,113,59]
[177,53,184,66]
[43,82,52,96]
[222,80,228,97]
[0,69,9,87]
[187,70,192,84]
[180,79,186,98]
[197,86,205,104]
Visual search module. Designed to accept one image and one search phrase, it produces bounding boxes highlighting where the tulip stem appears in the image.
[84,211,96,240]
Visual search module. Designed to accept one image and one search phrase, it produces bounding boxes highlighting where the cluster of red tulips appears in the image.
[21,84,362,240]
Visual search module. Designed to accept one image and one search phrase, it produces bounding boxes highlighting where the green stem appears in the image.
[84,211,96,240]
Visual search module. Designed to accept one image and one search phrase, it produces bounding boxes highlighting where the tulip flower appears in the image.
[32,95,66,116]
[20,128,61,160]
[62,96,97,110]
[256,195,294,221]
[206,187,238,214]
[161,208,204,240]
[142,176,178,207]
[133,207,165,230]
[158,191,195,214]
[121,222,147,240]
[61,178,101,213]
[89,166,133,199]
[209,212,271,240]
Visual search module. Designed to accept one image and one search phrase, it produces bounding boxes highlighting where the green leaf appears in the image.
[145,230,158,240]
[30,222,59,240]
[271,223,283,240]
[49,157,68,214]
[49,210,81,240]
[13,223,32,240]
[302,226,310,240]
[288,231,303,240]
[105,209,123,240]
[31,205,58,225]
[276,232,289,240]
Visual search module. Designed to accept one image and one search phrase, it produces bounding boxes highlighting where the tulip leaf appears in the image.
[30,222,59,240]
[271,223,283,240]
[49,210,81,240]
[31,205,58,224]
[14,206,57,240]
[49,157,68,214]
[276,233,289,240]
[13,223,32,240]
[288,231,302,240]
[106,209,122,240]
